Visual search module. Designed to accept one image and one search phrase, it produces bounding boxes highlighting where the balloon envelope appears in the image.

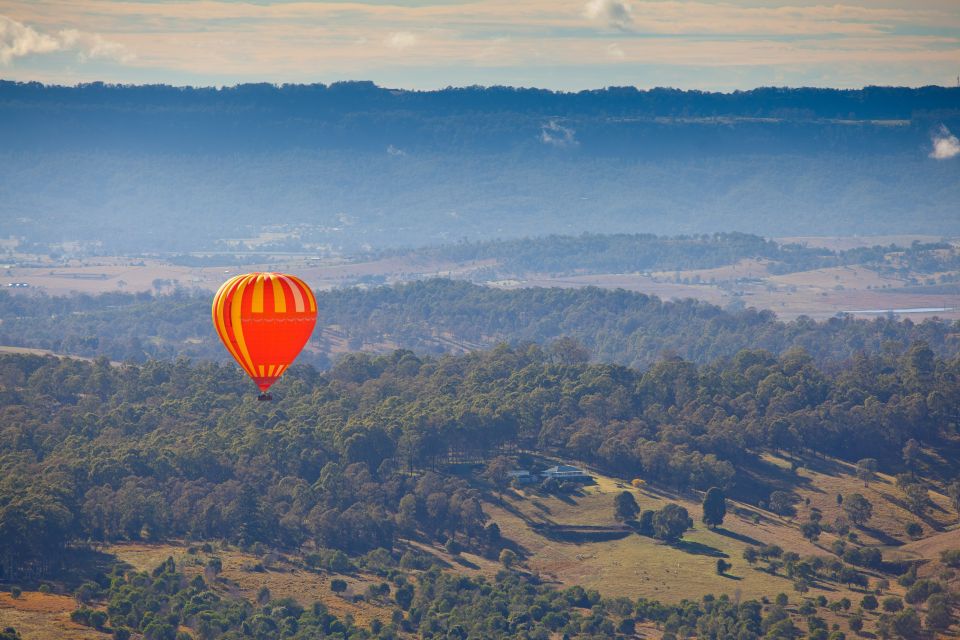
[212,272,317,391]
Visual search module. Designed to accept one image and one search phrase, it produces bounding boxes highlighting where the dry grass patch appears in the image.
[0,592,109,640]
[486,469,866,606]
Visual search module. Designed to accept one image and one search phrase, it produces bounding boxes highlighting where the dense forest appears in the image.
[1,337,957,579]
[2,83,958,252]
[1,280,956,369]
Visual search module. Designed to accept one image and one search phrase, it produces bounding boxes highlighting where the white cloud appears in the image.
[385,31,417,51]
[584,0,632,31]
[606,42,625,59]
[540,120,578,148]
[0,15,132,65]
[930,125,960,160]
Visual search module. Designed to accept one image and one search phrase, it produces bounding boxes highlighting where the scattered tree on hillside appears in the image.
[652,504,693,542]
[843,494,873,527]
[614,491,640,522]
[702,487,726,529]
[903,483,928,516]
[856,458,878,487]
[769,491,795,517]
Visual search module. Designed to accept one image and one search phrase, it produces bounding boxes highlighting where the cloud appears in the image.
[540,120,578,148]
[386,144,406,156]
[0,15,132,65]
[584,0,632,31]
[386,31,417,51]
[930,125,960,160]
[606,43,625,59]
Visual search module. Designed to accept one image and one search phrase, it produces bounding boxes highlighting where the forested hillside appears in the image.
[1,339,956,571]
[0,281,955,369]
[2,337,960,637]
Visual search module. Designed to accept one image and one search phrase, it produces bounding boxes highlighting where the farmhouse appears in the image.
[541,465,592,481]
[507,470,537,484]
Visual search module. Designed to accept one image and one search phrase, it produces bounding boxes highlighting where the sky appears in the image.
[0,0,959,90]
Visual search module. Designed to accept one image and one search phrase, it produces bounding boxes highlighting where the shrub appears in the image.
[860,595,878,611]
[9,587,20,599]
[848,615,863,633]
[882,596,903,612]
[940,549,960,568]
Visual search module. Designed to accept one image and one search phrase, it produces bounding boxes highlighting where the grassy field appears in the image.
[0,592,110,640]
[484,470,871,605]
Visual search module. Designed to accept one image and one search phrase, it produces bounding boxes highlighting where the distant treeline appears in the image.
[0,280,957,369]
[394,233,959,278]
[3,81,957,122]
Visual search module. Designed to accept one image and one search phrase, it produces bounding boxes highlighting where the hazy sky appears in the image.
[1,0,958,90]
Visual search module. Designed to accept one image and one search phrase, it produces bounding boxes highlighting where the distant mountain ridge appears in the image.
[1,81,957,252]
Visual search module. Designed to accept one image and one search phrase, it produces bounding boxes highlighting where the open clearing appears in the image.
[0,592,109,640]
[485,469,876,606]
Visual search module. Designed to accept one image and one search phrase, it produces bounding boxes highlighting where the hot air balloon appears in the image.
[212,272,317,400]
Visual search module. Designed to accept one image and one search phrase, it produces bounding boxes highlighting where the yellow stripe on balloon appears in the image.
[267,364,276,377]
[231,276,258,376]
[214,276,251,377]
[251,275,265,313]
[271,274,286,313]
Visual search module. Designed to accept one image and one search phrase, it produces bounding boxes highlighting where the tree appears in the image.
[499,548,517,569]
[701,487,726,528]
[769,491,795,517]
[947,481,960,520]
[892,608,922,639]
[903,484,927,516]
[743,547,759,565]
[638,510,655,536]
[800,521,821,542]
[843,494,873,527]
[483,456,513,502]
[652,504,693,542]
[614,491,640,522]
[330,578,348,595]
[905,522,922,539]
[882,597,903,612]
[861,595,878,611]
[902,439,920,469]
[848,615,863,634]
[855,459,878,487]
[925,594,951,631]
[716,559,731,574]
